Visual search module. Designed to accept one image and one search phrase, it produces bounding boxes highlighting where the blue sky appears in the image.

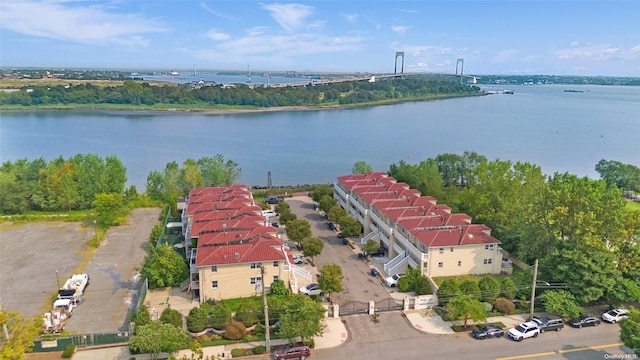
[1,1,639,76]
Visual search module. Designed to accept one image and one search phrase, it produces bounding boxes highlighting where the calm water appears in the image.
[1,84,638,190]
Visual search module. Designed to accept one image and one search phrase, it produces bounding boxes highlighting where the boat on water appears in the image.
[564,89,585,93]
[503,89,514,94]
[170,70,179,76]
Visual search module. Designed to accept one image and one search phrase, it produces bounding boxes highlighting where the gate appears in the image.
[374,298,402,313]
[338,301,369,316]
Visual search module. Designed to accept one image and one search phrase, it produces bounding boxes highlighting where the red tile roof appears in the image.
[336,174,500,247]
[196,240,287,266]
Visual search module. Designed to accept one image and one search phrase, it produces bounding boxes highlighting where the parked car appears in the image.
[602,309,628,323]
[292,254,305,265]
[272,344,311,360]
[531,316,564,332]
[507,321,540,341]
[299,283,324,297]
[366,248,385,257]
[569,315,601,328]
[264,197,284,204]
[471,324,505,339]
[384,273,405,287]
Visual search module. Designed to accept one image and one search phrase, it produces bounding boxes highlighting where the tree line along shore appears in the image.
[0,77,482,112]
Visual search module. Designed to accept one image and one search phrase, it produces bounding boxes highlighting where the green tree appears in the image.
[437,278,461,303]
[445,295,487,328]
[277,294,326,345]
[209,302,232,330]
[286,219,312,248]
[478,275,501,302]
[318,195,337,213]
[327,205,346,223]
[352,161,373,174]
[0,308,40,360]
[303,237,324,262]
[186,306,209,333]
[269,279,289,296]
[234,300,261,327]
[338,216,362,238]
[361,239,380,256]
[310,184,333,203]
[539,290,582,319]
[103,155,127,194]
[540,242,621,304]
[197,154,241,186]
[500,277,517,300]
[131,305,152,331]
[93,192,126,226]
[620,307,640,356]
[596,159,640,192]
[159,308,183,328]
[141,244,189,289]
[460,280,482,301]
[128,322,190,360]
[317,263,344,302]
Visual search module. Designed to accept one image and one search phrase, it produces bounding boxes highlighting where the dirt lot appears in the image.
[0,208,161,333]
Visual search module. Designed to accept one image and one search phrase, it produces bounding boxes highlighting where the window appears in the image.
[273,261,279,267]
[483,258,493,265]
[438,262,443,268]
[450,247,454,252]
[210,266,217,272]
[485,244,494,250]
[439,248,444,254]
[250,262,262,269]
[211,281,218,289]
[273,275,279,282]
[457,261,461,267]
[250,277,260,285]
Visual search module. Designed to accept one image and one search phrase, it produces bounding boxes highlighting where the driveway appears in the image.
[286,196,393,308]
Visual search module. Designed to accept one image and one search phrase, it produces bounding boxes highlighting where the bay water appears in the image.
[1,84,638,190]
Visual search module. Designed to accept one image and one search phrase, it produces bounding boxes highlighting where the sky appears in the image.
[1,1,639,77]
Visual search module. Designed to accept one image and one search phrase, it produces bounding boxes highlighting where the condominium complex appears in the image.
[334,172,509,278]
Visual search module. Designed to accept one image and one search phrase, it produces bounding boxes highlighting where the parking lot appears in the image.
[0,208,161,334]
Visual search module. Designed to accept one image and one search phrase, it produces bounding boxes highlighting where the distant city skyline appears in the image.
[1,1,639,77]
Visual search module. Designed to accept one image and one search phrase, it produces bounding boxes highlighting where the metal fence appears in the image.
[32,332,130,352]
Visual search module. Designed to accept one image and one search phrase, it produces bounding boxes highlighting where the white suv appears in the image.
[508,321,540,342]
[602,309,628,323]
[385,273,405,287]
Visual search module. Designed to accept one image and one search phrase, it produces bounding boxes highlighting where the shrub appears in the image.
[437,279,460,303]
[159,307,183,328]
[187,306,209,333]
[234,300,261,327]
[222,321,247,340]
[62,344,76,358]
[500,277,517,299]
[210,302,232,330]
[269,279,289,296]
[231,348,245,357]
[414,276,432,295]
[253,345,266,354]
[493,297,515,315]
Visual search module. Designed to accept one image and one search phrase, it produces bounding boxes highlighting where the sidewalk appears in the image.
[404,309,530,335]
[71,317,348,360]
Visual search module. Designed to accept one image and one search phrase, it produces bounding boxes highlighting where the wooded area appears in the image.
[0,78,478,108]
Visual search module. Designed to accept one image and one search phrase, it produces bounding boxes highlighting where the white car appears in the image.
[299,283,324,297]
[292,254,305,265]
[602,309,628,323]
[507,321,540,342]
[385,273,405,287]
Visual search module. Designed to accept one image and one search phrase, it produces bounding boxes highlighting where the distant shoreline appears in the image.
[0,93,485,113]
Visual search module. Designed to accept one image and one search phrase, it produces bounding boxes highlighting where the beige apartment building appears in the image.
[334,172,509,279]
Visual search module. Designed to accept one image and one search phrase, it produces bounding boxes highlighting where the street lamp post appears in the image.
[530,259,538,321]
[56,269,60,289]
[93,220,97,240]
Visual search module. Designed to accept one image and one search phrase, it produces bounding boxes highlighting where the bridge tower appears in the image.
[394,52,405,77]
[455,58,464,84]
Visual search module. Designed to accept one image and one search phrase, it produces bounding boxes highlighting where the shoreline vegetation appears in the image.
[0,77,484,113]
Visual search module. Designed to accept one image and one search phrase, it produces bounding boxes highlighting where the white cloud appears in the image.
[261,3,314,33]
[393,8,419,14]
[0,0,167,47]
[341,13,359,23]
[200,2,237,21]
[206,30,230,41]
[391,26,410,35]
[553,44,628,61]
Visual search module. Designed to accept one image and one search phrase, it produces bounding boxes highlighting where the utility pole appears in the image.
[56,269,61,289]
[261,266,271,353]
[530,259,538,321]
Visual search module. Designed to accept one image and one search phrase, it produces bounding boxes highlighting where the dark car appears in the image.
[569,315,601,328]
[272,344,311,360]
[531,316,564,332]
[264,196,284,204]
[471,325,504,339]
[367,248,385,257]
